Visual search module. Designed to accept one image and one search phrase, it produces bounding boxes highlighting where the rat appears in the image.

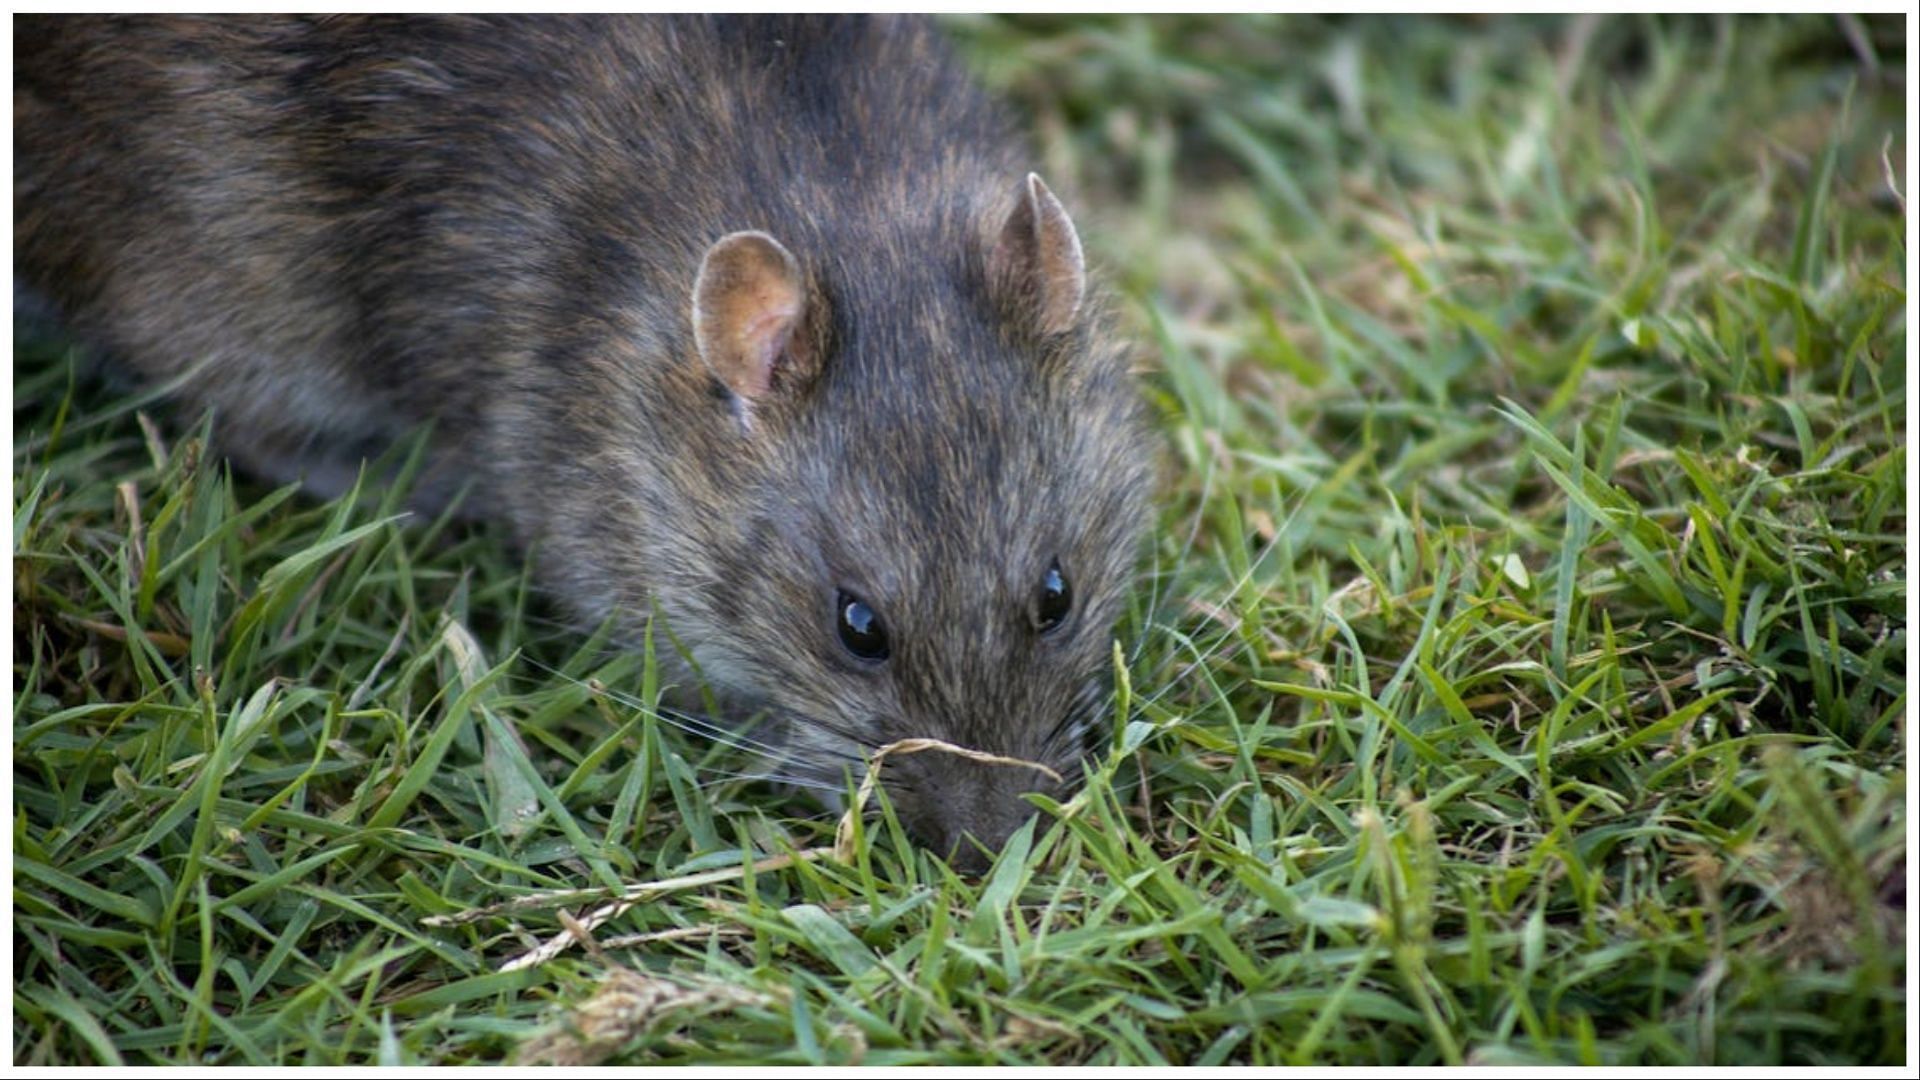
[13,14,1153,870]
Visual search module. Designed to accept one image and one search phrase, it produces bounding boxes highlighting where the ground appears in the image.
[10,13,1909,1065]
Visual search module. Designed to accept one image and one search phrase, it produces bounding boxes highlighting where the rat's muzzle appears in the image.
[877,747,1066,874]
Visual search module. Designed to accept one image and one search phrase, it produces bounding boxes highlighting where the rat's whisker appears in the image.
[1122,482,1310,704]
[780,709,888,758]
[1131,440,1219,666]
[513,656,842,765]
[695,769,845,794]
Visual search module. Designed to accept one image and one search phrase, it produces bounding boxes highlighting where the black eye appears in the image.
[836,590,890,661]
[1035,560,1072,634]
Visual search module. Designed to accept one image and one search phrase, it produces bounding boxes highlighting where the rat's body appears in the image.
[14,14,1152,867]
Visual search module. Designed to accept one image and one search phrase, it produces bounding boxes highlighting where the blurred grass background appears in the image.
[11,13,1909,1065]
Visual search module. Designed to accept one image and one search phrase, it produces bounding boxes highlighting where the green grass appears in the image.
[11,13,1908,1066]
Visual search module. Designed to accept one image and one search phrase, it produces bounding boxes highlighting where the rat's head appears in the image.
[677,174,1152,869]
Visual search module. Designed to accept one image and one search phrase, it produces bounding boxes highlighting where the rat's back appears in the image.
[13,15,1018,499]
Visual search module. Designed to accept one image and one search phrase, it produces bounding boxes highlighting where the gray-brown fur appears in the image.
[14,14,1153,869]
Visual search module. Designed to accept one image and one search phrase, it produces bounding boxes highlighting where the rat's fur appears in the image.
[14,14,1153,867]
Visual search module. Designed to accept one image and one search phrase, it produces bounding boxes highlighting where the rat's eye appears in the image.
[1035,559,1072,634]
[836,590,890,661]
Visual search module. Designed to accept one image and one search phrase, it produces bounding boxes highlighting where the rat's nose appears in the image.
[942,831,999,875]
[895,756,1059,874]
[919,813,1023,875]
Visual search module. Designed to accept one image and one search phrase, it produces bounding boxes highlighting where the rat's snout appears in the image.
[885,754,1063,874]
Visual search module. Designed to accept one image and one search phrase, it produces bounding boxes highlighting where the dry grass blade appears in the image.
[832,737,1065,862]
[513,963,778,1066]
[423,849,832,930]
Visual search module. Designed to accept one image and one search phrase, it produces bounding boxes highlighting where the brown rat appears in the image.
[13,14,1153,869]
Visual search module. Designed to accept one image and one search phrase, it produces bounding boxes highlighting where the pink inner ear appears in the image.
[693,230,809,408]
[1027,178,1085,335]
[734,304,801,399]
[990,173,1086,337]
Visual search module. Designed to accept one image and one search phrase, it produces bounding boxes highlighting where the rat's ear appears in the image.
[989,172,1086,337]
[693,230,810,415]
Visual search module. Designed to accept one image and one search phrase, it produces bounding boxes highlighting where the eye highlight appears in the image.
[836,590,890,661]
[1035,559,1072,634]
